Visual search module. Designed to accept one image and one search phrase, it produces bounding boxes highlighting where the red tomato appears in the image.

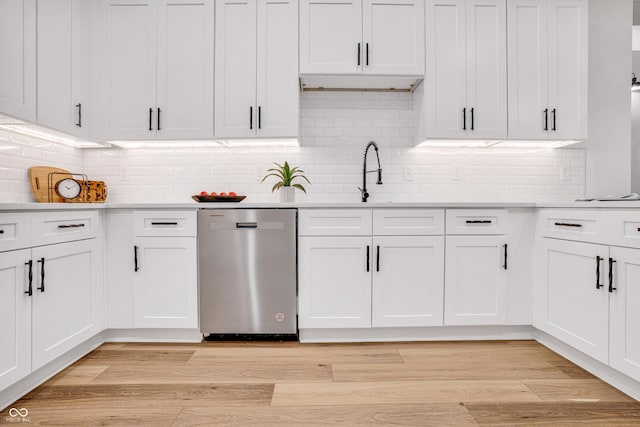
[228,191,237,196]
[199,191,208,196]
[209,191,217,196]
[219,192,227,196]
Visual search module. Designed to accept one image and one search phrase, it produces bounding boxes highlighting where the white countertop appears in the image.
[2,200,640,211]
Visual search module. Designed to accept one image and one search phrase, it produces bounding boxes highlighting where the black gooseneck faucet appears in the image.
[358,141,382,202]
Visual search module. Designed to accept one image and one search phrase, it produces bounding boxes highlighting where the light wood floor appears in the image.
[4,340,640,426]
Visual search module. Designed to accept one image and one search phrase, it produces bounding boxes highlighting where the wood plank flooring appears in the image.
[3,340,640,426]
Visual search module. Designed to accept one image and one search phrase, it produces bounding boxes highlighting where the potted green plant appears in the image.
[261,161,311,202]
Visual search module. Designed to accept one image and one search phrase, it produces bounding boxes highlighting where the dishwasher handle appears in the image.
[236,222,258,229]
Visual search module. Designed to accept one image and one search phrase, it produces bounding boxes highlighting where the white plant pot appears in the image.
[279,186,295,202]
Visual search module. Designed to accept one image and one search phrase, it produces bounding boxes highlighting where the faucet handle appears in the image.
[358,187,369,202]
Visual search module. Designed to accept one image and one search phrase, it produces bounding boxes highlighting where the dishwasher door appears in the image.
[198,209,297,335]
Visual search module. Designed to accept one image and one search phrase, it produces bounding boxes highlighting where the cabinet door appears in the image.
[547,0,587,140]
[507,0,548,139]
[37,0,90,138]
[299,0,363,74]
[256,0,298,138]
[298,236,372,328]
[214,0,257,138]
[465,0,507,139]
[0,249,31,391]
[372,236,444,327]
[362,0,424,75]
[535,238,609,363]
[610,246,640,382]
[445,235,508,325]
[424,0,467,138]
[133,237,198,328]
[95,0,157,140]
[0,0,36,121]
[31,239,102,370]
[156,0,214,139]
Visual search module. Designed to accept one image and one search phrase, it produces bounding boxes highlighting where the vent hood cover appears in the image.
[299,75,422,92]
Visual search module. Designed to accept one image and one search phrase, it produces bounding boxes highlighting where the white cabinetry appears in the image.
[37,0,90,138]
[299,0,424,76]
[507,0,587,140]
[95,0,214,140]
[420,0,506,139]
[0,211,103,390]
[215,0,298,138]
[132,211,198,328]
[445,210,509,325]
[0,0,36,121]
[298,209,445,329]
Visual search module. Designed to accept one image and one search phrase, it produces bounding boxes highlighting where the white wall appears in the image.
[586,0,633,197]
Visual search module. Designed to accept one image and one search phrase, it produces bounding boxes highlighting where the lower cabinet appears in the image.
[445,235,508,325]
[30,239,103,370]
[0,249,31,391]
[536,237,609,363]
[133,237,198,328]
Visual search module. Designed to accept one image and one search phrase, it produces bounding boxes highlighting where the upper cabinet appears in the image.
[507,0,588,140]
[0,0,36,121]
[215,0,298,138]
[299,0,424,76]
[94,0,214,140]
[37,0,90,138]
[418,0,507,140]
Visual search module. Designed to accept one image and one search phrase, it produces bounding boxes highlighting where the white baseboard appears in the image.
[103,328,202,343]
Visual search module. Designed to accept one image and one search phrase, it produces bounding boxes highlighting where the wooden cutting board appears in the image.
[28,166,73,202]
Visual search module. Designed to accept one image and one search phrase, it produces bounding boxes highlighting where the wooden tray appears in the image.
[192,195,246,203]
[28,166,73,202]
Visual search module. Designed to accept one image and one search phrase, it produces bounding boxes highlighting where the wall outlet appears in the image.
[561,166,571,182]
[119,166,129,182]
[403,166,414,182]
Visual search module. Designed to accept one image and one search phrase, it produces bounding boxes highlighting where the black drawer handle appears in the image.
[236,222,258,229]
[0,229,4,234]
[150,222,178,226]
[357,42,361,66]
[554,222,582,228]
[470,107,475,130]
[58,223,86,229]
[466,220,492,224]
[552,108,557,131]
[462,107,466,130]
[596,256,603,289]
[76,103,82,127]
[544,108,549,131]
[376,245,380,272]
[503,244,508,270]
[25,260,33,296]
[366,245,370,272]
[609,258,617,293]
[157,108,161,131]
[134,245,139,272]
[149,107,153,131]
[37,257,45,293]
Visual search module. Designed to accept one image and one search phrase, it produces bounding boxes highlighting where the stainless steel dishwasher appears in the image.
[198,209,297,339]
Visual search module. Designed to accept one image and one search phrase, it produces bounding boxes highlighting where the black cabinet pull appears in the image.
[554,222,582,228]
[24,260,33,296]
[596,256,603,289]
[37,258,45,293]
[134,246,139,272]
[366,245,370,272]
[462,107,467,130]
[58,223,85,229]
[376,245,380,272]
[357,43,361,66]
[552,108,557,131]
[258,106,262,129]
[466,220,492,224]
[150,221,178,226]
[366,43,369,66]
[157,108,161,131]
[76,103,82,127]
[149,107,153,131]
[0,229,4,234]
[609,257,617,293]
[544,108,548,131]
[503,244,508,270]
[470,107,475,130]
[249,106,253,129]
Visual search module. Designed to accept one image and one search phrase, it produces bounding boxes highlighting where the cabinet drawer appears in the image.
[537,209,604,243]
[0,213,32,252]
[134,210,197,237]
[446,209,508,235]
[299,209,372,236]
[608,211,640,249]
[373,209,444,235]
[31,210,100,246]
